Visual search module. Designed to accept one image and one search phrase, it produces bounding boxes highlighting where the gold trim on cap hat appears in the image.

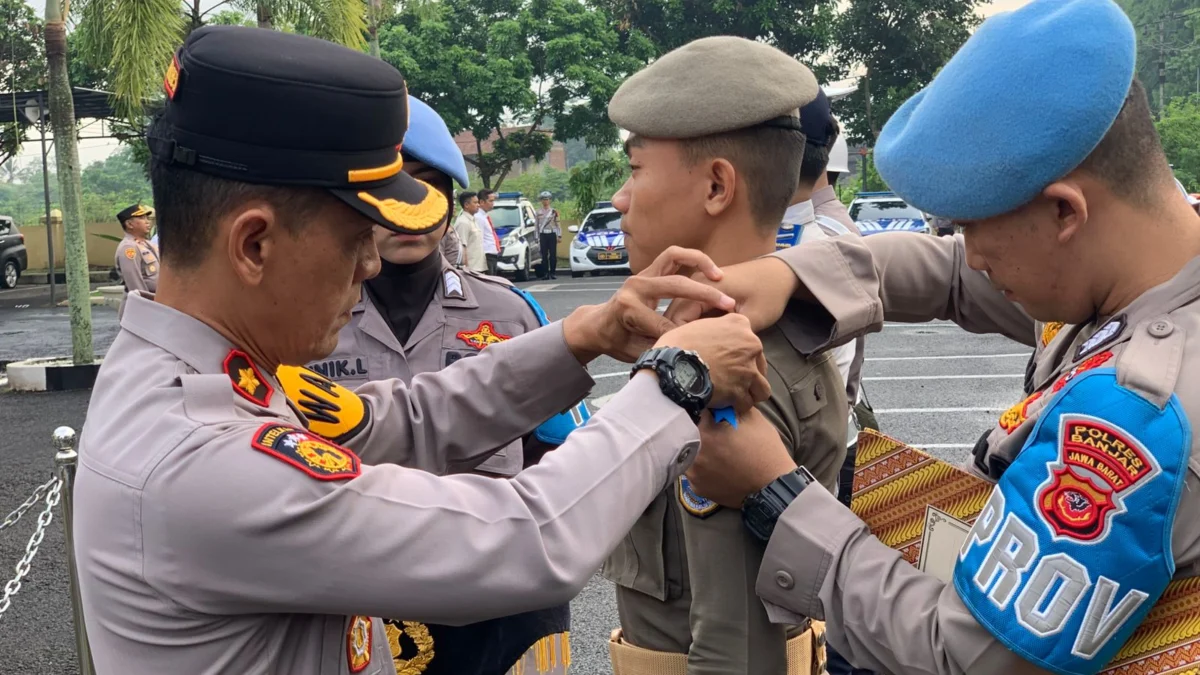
[356,181,448,231]
[348,153,405,183]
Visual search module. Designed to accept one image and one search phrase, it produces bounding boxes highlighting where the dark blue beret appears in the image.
[875,0,1136,220]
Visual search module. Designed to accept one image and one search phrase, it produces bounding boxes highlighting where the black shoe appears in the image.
[550,274,557,279]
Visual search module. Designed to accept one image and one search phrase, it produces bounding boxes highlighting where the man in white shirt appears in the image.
[475,188,501,274]
[453,191,487,272]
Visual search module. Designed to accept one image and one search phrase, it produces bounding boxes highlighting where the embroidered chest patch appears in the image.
[1042,322,1065,347]
[347,615,372,673]
[384,619,435,673]
[1051,351,1114,394]
[456,321,511,350]
[678,475,720,518]
[1076,316,1125,360]
[223,350,273,407]
[252,424,361,481]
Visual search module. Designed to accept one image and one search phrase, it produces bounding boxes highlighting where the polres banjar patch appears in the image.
[954,367,1189,675]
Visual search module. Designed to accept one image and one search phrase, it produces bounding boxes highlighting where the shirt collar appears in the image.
[782,200,816,226]
[119,292,236,375]
[811,185,839,207]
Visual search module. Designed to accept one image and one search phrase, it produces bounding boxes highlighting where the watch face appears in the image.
[674,358,706,395]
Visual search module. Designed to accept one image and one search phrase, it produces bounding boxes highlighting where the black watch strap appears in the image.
[631,347,707,423]
[742,467,816,543]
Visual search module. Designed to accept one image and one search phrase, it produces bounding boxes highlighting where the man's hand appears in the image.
[686,408,798,508]
[654,314,769,412]
[664,256,806,333]
[562,246,736,363]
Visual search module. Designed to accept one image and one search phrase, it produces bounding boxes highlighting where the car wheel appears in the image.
[515,251,530,282]
[571,270,584,278]
[1,259,17,289]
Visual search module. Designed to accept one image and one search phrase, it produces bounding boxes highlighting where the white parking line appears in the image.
[876,406,1003,414]
[864,374,1023,381]
[867,353,1029,361]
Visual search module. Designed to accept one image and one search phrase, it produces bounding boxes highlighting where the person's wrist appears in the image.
[562,306,602,364]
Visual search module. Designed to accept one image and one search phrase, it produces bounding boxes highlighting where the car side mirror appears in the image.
[568,226,579,233]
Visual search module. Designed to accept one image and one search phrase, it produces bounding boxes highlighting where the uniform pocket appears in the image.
[602,490,674,600]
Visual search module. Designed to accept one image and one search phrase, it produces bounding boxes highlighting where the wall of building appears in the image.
[21,215,130,271]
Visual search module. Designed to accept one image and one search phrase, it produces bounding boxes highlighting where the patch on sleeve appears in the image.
[534,401,591,445]
[456,321,511,350]
[953,368,1189,674]
[276,366,370,444]
[347,615,373,673]
[508,285,551,326]
[252,424,362,481]
[999,391,1043,434]
[223,350,273,407]
[678,475,721,518]
[124,247,136,259]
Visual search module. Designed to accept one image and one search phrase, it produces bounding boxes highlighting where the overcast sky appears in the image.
[13,0,1032,169]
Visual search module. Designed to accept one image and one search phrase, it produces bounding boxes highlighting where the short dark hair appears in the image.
[477,188,495,201]
[1075,79,1170,206]
[799,119,839,187]
[677,126,806,225]
[147,119,335,270]
[458,191,477,208]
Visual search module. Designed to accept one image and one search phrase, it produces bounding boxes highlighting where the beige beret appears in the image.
[609,36,819,139]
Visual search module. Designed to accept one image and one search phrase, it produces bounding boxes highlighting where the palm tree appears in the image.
[45,0,93,365]
[73,0,368,119]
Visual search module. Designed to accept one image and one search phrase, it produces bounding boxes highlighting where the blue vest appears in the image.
[955,368,1190,675]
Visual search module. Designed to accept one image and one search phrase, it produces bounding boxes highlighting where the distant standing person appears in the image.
[476,188,502,274]
[115,204,159,293]
[454,191,487,272]
[536,191,561,279]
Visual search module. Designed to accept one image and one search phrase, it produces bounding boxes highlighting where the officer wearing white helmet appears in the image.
[535,190,562,279]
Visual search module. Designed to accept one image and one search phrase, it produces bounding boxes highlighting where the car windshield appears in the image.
[583,211,621,232]
[489,205,523,230]
[850,200,924,221]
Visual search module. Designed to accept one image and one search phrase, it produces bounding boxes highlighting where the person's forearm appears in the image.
[348,322,594,471]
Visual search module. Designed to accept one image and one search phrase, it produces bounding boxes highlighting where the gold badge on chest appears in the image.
[384,620,434,674]
[347,615,373,673]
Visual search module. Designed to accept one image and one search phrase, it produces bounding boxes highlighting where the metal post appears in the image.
[53,426,93,675]
[38,93,55,306]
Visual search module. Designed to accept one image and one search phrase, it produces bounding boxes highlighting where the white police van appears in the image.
[567,201,630,277]
[849,191,931,235]
[492,191,544,281]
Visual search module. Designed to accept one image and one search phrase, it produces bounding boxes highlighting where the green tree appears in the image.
[72,0,369,120]
[1158,93,1200,190]
[567,151,628,219]
[379,0,655,190]
[597,0,840,82]
[1117,0,1200,116]
[1,0,45,168]
[835,0,983,143]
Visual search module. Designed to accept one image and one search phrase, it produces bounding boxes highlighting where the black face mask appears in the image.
[363,249,443,346]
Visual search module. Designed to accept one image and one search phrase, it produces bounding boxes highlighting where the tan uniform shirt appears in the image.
[308,260,544,475]
[439,223,464,266]
[811,186,859,236]
[755,233,1200,675]
[454,211,486,272]
[604,326,847,674]
[115,234,159,293]
[74,291,701,675]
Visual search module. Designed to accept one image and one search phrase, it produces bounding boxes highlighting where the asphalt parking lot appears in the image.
[0,275,1029,673]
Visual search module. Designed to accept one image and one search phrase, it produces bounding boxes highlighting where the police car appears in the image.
[849,191,931,235]
[567,201,629,277]
[491,192,545,281]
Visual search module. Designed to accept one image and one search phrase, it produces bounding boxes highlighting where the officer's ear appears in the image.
[703,158,738,218]
[224,204,276,286]
[1041,179,1089,246]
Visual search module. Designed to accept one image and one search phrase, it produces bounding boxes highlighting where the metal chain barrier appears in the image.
[0,475,62,617]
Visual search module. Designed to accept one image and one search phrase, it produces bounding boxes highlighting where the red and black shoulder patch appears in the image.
[252,424,361,481]
[224,349,273,407]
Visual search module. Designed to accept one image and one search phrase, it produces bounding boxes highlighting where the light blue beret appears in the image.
[402,96,469,189]
[875,0,1136,220]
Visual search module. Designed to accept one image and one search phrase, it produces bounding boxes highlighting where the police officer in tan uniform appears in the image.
[681,2,1200,674]
[72,26,778,675]
[287,94,587,675]
[114,203,159,293]
[600,37,847,675]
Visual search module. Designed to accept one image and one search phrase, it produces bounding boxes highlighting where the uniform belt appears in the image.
[608,622,826,675]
